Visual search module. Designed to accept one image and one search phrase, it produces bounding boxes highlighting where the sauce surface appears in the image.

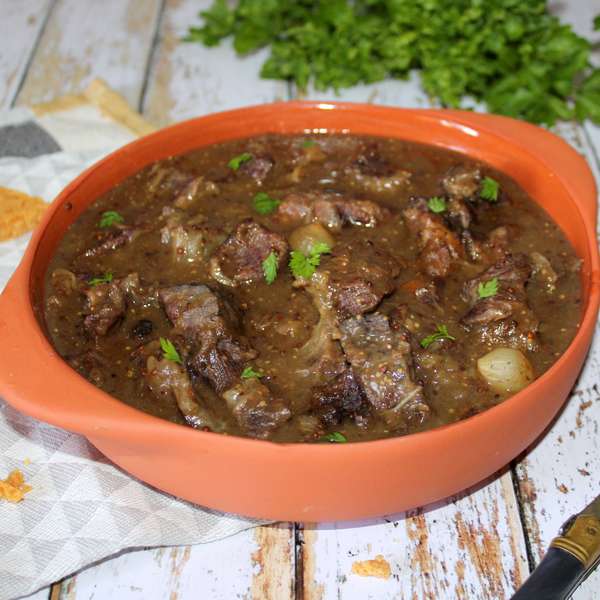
[43,134,582,442]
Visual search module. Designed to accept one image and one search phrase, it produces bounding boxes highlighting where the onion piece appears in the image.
[477,347,534,394]
[289,223,335,255]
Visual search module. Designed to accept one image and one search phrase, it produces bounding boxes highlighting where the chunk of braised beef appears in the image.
[222,378,291,438]
[334,198,390,228]
[146,164,192,195]
[84,226,142,259]
[239,155,273,183]
[277,191,389,231]
[160,217,225,263]
[173,176,219,208]
[131,319,153,339]
[146,355,223,431]
[461,254,539,351]
[278,191,342,230]
[345,144,412,192]
[403,197,463,278]
[323,241,400,318]
[293,271,347,382]
[209,220,288,286]
[83,273,140,336]
[311,369,370,428]
[530,251,559,293]
[447,196,472,230]
[159,284,256,393]
[462,225,514,265]
[462,253,531,307]
[339,313,429,429]
[442,165,481,199]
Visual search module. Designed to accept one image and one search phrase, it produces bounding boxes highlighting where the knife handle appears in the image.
[511,547,585,600]
[511,512,600,600]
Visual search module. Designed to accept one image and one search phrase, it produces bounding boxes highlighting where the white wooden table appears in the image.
[2,1,600,598]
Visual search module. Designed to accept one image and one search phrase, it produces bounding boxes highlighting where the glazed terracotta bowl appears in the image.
[0,103,598,522]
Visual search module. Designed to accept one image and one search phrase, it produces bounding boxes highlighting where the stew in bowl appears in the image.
[44,133,581,442]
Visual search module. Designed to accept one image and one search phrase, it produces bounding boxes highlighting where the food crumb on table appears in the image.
[0,186,47,241]
[351,554,391,579]
[0,469,32,503]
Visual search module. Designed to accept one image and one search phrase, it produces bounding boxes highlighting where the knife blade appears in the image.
[511,494,600,600]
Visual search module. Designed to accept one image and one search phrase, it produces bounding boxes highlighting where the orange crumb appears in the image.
[0,187,47,241]
[23,458,31,466]
[0,469,32,503]
[351,555,391,579]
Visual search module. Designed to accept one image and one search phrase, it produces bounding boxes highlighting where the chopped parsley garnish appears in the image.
[241,366,263,379]
[321,432,347,443]
[427,196,446,213]
[478,277,499,299]
[99,210,124,228]
[420,324,456,349]
[302,139,316,148]
[253,192,280,215]
[228,152,253,170]
[262,251,278,284]
[160,337,182,364]
[88,272,113,286]
[481,177,500,202]
[186,2,600,126]
[289,242,331,279]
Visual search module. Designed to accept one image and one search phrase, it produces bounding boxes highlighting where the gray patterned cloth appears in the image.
[0,109,267,600]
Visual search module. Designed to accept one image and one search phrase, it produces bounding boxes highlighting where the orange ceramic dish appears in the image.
[0,103,598,522]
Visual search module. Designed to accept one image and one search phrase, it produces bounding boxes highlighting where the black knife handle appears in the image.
[511,547,585,600]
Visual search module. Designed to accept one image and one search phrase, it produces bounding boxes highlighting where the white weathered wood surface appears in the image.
[4,0,599,598]
[142,0,289,126]
[14,0,163,108]
[0,0,53,109]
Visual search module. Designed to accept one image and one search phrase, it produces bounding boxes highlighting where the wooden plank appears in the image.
[142,0,289,126]
[0,0,53,109]
[15,0,163,108]
[301,474,528,600]
[54,524,294,600]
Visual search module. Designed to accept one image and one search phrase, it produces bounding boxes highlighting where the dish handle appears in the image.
[0,264,70,429]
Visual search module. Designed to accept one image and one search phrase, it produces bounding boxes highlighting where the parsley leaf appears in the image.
[262,251,278,284]
[481,177,500,202]
[310,242,331,256]
[99,210,124,228]
[253,192,280,215]
[427,196,446,213]
[160,337,182,364]
[321,431,347,443]
[478,277,499,299]
[420,324,456,349]
[187,2,600,126]
[88,272,113,286]
[289,242,331,279]
[228,152,253,170]
[242,366,263,379]
[302,139,316,148]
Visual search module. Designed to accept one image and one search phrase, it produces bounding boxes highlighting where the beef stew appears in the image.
[43,134,582,442]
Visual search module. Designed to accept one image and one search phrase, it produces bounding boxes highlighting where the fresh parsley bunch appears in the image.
[186,0,600,125]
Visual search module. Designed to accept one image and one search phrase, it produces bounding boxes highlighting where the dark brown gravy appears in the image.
[43,134,581,442]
